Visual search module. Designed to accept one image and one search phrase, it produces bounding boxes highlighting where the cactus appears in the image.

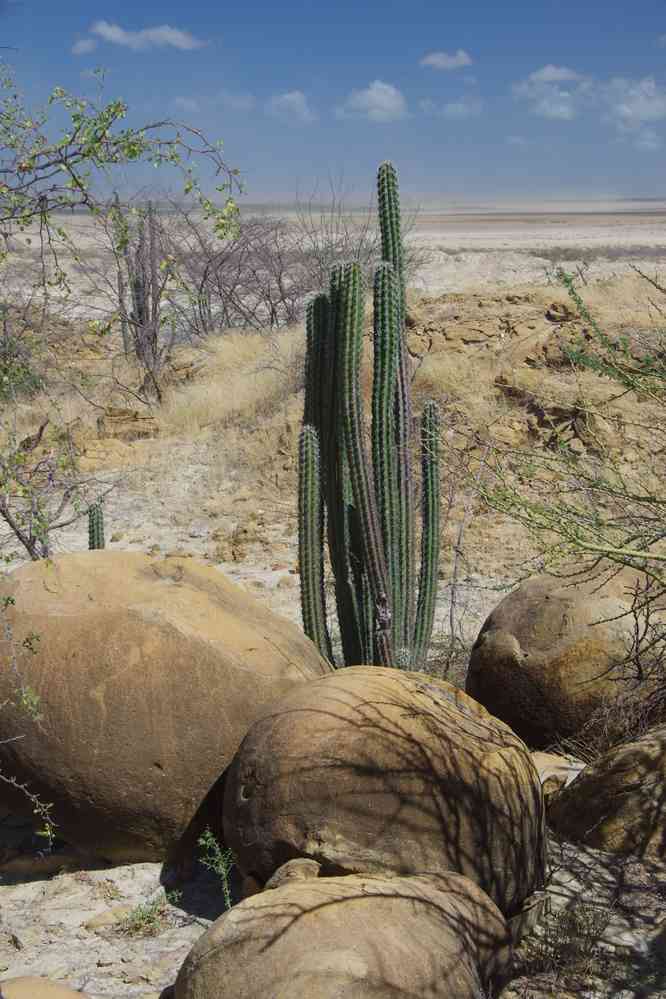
[88,502,105,550]
[298,162,441,668]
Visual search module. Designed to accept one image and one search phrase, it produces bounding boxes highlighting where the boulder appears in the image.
[466,572,666,749]
[223,666,546,918]
[548,724,666,860]
[0,551,332,867]
[174,870,512,999]
[0,979,90,999]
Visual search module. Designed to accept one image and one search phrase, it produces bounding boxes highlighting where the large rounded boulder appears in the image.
[175,869,512,999]
[548,723,666,860]
[0,551,332,865]
[467,572,666,749]
[223,665,546,918]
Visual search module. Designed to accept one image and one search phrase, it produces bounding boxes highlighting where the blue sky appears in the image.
[4,0,666,203]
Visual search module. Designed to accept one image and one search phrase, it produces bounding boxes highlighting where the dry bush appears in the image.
[512,901,613,985]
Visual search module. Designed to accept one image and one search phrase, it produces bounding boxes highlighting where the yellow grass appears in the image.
[156,326,305,438]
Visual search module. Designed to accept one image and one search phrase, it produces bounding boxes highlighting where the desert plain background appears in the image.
[2,196,666,675]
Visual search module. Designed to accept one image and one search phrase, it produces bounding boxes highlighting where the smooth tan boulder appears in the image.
[174,870,512,999]
[0,978,90,998]
[467,572,666,749]
[0,551,332,866]
[548,724,666,860]
[223,665,546,918]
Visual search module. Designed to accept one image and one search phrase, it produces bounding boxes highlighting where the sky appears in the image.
[4,0,666,205]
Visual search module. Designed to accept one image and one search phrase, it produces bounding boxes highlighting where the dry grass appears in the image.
[413,349,506,430]
[156,326,305,438]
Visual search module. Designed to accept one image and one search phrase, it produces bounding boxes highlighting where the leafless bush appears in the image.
[159,186,429,338]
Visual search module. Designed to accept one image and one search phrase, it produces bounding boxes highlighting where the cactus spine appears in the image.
[88,502,105,550]
[298,161,440,668]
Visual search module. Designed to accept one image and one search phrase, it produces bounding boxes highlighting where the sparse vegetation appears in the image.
[198,826,237,911]
[518,901,612,980]
[117,889,182,937]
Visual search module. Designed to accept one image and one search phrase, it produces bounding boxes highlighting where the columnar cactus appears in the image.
[298,162,440,668]
[88,502,105,550]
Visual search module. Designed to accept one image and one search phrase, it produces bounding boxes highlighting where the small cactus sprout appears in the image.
[298,162,441,668]
[88,501,105,550]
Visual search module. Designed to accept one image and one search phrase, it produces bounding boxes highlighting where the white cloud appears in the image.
[90,20,206,51]
[419,95,482,118]
[336,80,407,122]
[420,49,472,71]
[266,90,317,124]
[658,33,666,46]
[72,38,98,55]
[512,64,592,119]
[512,66,666,151]
[506,135,529,146]
[173,96,201,113]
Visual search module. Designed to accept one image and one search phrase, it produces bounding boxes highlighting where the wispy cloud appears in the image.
[506,135,530,146]
[420,49,472,71]
[442,96,483,118]
[266,90,317,124]
[604,76,666,128]
[173,96,201,113]
[603,76,666,151]
[336,80,407,122]
[217,90,256,113]
[420,95,483,118]
[634,127,661,151]
[528,64,582,84]
[90,20,206,51]
[72,38,98,55]
[512,64,591,119]
[172,90,256,116]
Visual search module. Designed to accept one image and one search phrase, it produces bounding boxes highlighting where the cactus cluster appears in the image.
[298,162,440,668]
[88,502,105,550]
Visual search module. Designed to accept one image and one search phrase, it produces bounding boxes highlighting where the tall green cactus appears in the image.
[298,162,441,668]
[88,502,105,550]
